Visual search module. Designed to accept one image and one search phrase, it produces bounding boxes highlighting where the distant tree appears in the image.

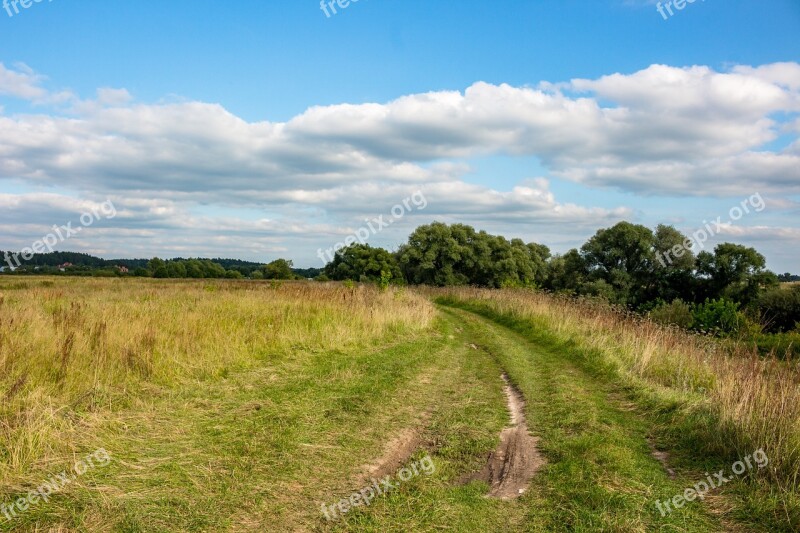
[397,222,475,286]
[581,222,655,306]
[696,243,777,305]
[185,259,204,278]
[544,249,587,293]
[397,222,548,287]
[651,224,696,303]
[147,257,165,275]
[262,259,296,280]
[166,261,187,278]
[324,244,403,284]
[225,270,244,279]
[292,267,324,279]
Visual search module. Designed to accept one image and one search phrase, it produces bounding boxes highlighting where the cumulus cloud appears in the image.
[0,62,48,101]
[0,62,797,265]
[1,62,798,199]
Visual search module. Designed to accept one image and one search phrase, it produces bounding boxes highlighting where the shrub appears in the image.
[753,332,800,359]
[757,286,800,333]
[649,299,693,329]
[691,298,747,335]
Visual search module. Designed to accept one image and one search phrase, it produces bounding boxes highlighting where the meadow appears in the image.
[1,278,798,531]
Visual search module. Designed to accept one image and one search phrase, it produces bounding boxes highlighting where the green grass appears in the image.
[1,308,515,532]
[439,304,722,532]
[3,280,797,531]
[439,297,797,532]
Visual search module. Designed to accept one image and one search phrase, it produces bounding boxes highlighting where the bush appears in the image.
[753,332,800,359]
[757,286,800,333]
[649,299,693,328]
[691,298,748,335]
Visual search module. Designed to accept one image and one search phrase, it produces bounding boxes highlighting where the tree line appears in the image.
[3,221,798,343]
[320,221,799,341]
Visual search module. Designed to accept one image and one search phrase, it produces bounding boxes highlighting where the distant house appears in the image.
[58,262,73,272]
[117,266,129,273]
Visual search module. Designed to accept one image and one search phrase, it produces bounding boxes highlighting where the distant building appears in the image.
[117,266,129,273]
[58,262,73,272]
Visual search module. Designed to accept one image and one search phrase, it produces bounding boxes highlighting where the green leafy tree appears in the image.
[397,222,475,286]
[166,261,187,278]
[397,222,548,287]
[544,249,587,293]
[696,243,777,305]
[147,257,165,277]
[324,244,403,284]
[262,259,296,280]
[580,222,655,306]
[184,259,204,278]
[651,224,696,303]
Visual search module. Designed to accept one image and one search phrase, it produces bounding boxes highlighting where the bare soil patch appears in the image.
[466,373,545,499]
[357,412,431,484]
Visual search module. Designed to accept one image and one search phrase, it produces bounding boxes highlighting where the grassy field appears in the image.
[1,278,798,531]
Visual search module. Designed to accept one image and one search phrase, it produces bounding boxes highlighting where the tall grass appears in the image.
[0,278,434,482]
[430,287,800,492]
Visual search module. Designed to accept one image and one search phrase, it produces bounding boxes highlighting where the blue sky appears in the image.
[0,0,799,270]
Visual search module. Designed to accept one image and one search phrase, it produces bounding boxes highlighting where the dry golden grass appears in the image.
[430,287,800,490]
[0,277,434,482]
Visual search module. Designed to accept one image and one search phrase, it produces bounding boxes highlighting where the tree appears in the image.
[397,222,475,286]
[581,222,655,306]
[147,257,165,276]
[184,259,204,278]
[166,261,187,278]
[397,222,549,287]
[651,224,696,303]
[696,243,777,305]
[544,249,587,293]
[324,244,403,284]
[262,259,296,280]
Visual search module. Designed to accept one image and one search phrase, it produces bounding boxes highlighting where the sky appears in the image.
[0,0,798,271]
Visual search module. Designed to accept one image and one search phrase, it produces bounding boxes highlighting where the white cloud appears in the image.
[0,62,48,101]
[0,62,797,266]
